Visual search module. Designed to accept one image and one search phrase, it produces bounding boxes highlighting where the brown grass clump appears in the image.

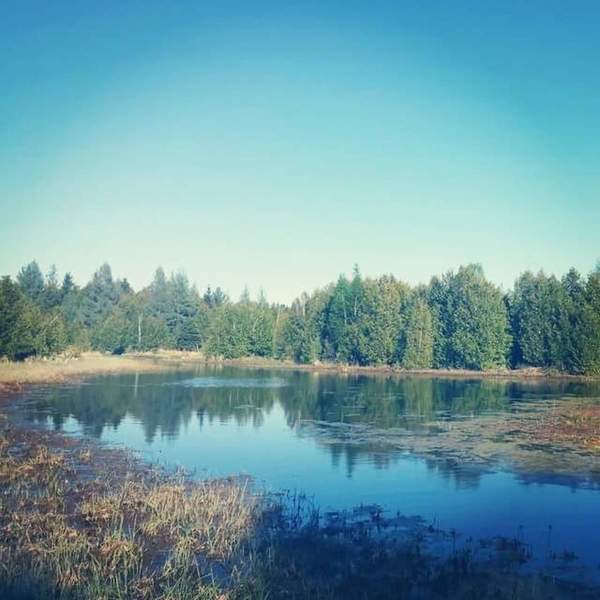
[0,426,259,600]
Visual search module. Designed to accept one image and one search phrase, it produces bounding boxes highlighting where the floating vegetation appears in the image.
[299,396,600,488]
[1,419,599,599]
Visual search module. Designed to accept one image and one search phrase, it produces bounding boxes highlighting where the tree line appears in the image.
[1,261,599,375]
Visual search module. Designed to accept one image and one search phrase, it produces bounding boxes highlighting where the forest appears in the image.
[1,261,599,375]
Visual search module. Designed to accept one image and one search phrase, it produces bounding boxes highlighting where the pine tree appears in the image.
[40,265,62,310]
[17,260,45,303]
[81,263,119,327]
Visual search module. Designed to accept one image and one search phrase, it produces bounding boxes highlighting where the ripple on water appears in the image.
[168,377,289,389]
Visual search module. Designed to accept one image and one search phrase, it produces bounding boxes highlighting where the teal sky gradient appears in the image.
[1,1,599,302]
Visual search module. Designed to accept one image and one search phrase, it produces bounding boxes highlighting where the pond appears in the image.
[8,365,600,581]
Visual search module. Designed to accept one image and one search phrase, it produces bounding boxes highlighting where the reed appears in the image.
[0,427,258,600]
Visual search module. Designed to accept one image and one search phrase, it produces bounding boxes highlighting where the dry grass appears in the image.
[0,352,173,389]
[0,426,259,600]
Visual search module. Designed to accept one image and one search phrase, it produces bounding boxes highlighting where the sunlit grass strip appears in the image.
[0,351,172,388]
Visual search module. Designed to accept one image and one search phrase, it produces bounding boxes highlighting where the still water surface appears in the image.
[10,366,600,577]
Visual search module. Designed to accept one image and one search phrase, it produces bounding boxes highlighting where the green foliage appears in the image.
[282,290,330,363]
[322,269,366,363]
[428,265,510,370]
[17,260,45,302]
[205,299,276,359]
[138,316,172,351]
[206,304,252,358]
[401,297,434,369]
[40,265,63,310]
[426,275,451,369]
[353,276,409,365]
[0,277,38,360]
[3,260,600,376]
[508,269,595,373]
[37,310,70,356]
[91,312,132,354]
[203,285,228,308]
[580,269,600,374]
[0,276,69,360]
[144,269,205,350]
[81,263,120,328]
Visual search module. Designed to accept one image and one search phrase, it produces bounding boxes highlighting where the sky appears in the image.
[1,1,599,303]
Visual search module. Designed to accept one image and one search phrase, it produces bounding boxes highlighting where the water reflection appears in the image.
[10,367,600,579]
[17,367,600,483]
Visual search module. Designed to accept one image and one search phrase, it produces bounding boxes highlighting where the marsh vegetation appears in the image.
[1,417,599,600]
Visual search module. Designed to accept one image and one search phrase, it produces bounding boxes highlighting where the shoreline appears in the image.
[1,351,597,393]
[202,355,597,382]
[1,354,599,597]
[2,405,599,598]
[0,352,182,392]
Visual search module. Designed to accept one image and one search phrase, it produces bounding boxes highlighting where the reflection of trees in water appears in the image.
[327,440,485,485]
[281,374,513,429]
[21,370,600,471]
[279,374,600,481]
[423,458,483,490]
[24,369,279,442]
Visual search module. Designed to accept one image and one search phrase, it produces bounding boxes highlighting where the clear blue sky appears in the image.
[1,1,599,302]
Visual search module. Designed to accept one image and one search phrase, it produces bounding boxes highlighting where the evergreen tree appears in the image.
[402,297,434,369]
[354,276,408,365]
[282,289,329,363]
[580,267,600,374]
[561,268,586,374]
[249,302,275,356]
[323,268,365,363]
[509,272,546,366]
[2,259,599,374]
[61,273,75,298]
[168,272,201,349]
[36,310,69,356]
[139,316,172,351]
[148,267,170,321]
[0,277,34,359]
[40,265,62,310]
[81,263,119,327]
[0,276,68,359]
[433,265,510,370]
[205,304,252,358]
[91,311,132,354]
[212,287,227,307]
[426,275,452,368]
[17,260,44,303]
[509,271,574,371]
